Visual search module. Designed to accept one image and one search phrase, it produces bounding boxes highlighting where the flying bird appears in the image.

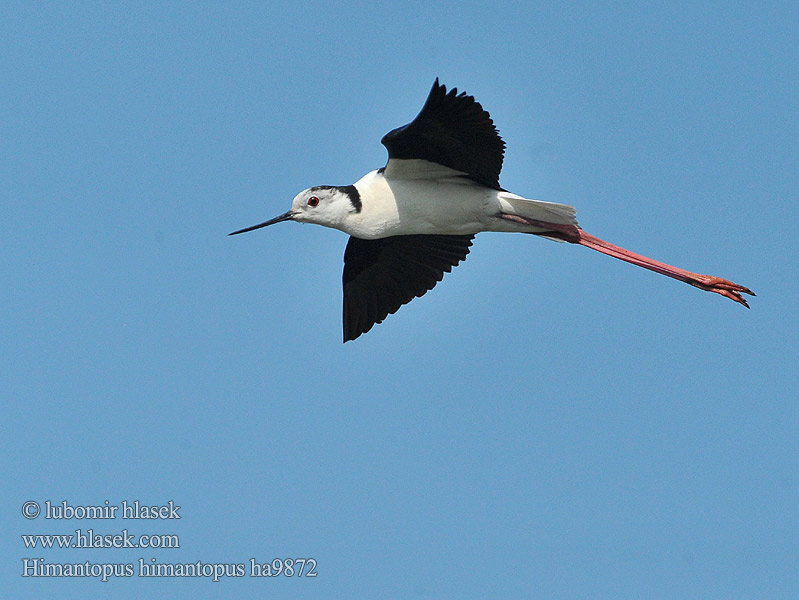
[231,79,753,342]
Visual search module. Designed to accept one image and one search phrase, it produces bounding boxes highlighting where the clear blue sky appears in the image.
[3,2,797,598]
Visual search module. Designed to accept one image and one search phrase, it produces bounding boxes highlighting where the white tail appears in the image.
[497,192,578,226]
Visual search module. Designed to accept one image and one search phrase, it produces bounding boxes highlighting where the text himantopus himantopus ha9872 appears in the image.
[231,79,754,342]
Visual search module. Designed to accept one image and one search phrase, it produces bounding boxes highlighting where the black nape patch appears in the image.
[308,185,361,213]
[340,185,361,213]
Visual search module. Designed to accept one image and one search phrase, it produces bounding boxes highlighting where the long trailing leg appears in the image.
[500,214,755,307]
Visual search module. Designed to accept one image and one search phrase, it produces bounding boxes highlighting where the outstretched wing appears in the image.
[342,234,474,342]
[381,79,505,190]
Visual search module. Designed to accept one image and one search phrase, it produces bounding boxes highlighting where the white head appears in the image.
[229,185,362,236]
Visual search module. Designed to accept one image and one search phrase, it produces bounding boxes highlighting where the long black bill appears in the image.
[228,210,294,236]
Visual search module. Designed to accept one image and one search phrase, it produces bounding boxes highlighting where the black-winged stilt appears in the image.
[231,79,753,342]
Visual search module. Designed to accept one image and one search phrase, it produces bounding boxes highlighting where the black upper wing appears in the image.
[342,234,474,342]
[380,79,505,190]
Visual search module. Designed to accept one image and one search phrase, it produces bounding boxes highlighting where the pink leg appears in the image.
[501,215,755,307]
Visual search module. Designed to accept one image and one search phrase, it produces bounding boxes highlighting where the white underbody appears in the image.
[342,159,579,240]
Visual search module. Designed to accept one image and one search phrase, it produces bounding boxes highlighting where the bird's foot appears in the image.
[687,275,756,308]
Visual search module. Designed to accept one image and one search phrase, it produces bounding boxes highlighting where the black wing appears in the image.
[342,234,474,342]
[381,79,506,190]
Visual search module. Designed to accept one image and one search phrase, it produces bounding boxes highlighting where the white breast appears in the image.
[345,167,494,239]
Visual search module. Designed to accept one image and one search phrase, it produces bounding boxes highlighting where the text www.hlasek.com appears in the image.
[22,529,178,549]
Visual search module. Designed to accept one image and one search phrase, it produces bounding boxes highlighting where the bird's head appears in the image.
[229,185,360,236]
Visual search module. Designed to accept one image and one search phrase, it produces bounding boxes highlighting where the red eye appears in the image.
[307,196,319,207]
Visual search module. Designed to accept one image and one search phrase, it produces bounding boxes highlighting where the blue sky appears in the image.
[3,1,797,598]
